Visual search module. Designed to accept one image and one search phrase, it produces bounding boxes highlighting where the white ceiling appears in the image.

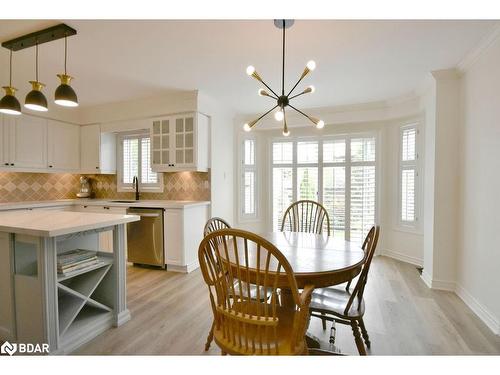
[0,20,496,114]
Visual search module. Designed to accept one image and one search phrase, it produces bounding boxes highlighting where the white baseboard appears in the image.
[429,279,456,292]
[381,249,423,266]
[420,270,433,289]
[166,260,199,273]
[455,283,500,335]
[419,273,500,335]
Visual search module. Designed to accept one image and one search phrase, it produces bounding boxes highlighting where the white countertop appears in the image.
[0,210,140,237]
[0,199,211,211]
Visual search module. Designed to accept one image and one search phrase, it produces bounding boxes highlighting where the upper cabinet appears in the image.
[3,115,48,170]
[80,124,116,174]
[47,120,80,171]
[1,114,81,173]
[150,112,209,172]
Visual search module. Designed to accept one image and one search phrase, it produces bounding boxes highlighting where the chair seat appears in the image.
[231,281,272,302]
[310,286,365,319]
[213,300,307,355]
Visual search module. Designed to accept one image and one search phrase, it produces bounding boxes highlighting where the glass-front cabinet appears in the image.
[150,112,209,172]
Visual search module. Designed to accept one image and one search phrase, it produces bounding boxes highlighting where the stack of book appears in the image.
[57,249,99,276]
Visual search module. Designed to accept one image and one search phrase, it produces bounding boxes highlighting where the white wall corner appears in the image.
[455,284,500,335]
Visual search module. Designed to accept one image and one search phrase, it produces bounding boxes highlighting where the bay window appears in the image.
[271,135,377,244]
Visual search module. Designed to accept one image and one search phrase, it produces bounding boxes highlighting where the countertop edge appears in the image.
[0,199,211,211]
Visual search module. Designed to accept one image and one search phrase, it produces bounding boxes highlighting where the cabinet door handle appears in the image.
[10,163,14,166]
[49,165,53,168]
[4,163,8,166]
[96,166,99,169]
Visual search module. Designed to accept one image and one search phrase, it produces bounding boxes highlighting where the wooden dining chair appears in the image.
[203,217,231,351]
[198,228,315,355]
[204,217,231,237]
[308,226,380,355]
[281,200,331,236]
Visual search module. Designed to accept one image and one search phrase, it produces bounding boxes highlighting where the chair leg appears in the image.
[321,313,327,330]
[358,318,371,348]
[346,280,352,291]
[205,321,215,351]
[350,320,367,355]
[329,320,336,345]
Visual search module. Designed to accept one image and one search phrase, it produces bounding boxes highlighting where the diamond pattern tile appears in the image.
[0,171,211,203]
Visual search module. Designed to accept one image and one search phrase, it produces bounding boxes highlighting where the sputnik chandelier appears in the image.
[244,19,324,136]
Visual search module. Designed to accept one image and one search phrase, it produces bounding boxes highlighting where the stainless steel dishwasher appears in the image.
[126,207,165,268]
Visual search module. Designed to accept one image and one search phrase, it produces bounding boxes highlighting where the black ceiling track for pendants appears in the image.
[1,24,77,51]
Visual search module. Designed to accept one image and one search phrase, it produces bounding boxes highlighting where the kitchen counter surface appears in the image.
[0,199,211,211]
[0,210,140,237]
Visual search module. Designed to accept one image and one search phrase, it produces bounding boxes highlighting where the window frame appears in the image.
[268,132,379,242]
[117,131,163,193]
[398,123,420,230]
[239,136,258,222]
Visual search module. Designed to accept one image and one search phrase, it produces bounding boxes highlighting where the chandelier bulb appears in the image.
[316,120,325,129]
[283,129,290,137]
[306,60,316,71]
[308,85,315,93]
[246,66,256,76]
[258,89,267,96]
[243,123,252,132]
[274,109,284,121]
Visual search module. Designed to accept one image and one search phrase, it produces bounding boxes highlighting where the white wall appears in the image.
[457,35,500,334]
[234,100,424,264]
[197,91,235,224]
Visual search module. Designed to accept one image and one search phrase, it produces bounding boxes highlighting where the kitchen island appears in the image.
[0,210,140,354]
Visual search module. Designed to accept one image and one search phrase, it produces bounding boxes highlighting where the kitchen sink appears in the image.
[111,200,138,203]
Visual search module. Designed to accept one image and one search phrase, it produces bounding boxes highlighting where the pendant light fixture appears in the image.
[0,49,22,115]
[54,35,78,107]
[244,20,324,136]
[25,41,48,112]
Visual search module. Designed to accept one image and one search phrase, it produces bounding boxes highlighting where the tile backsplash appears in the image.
[0,171,210,203]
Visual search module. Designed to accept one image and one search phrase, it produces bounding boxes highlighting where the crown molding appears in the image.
[457,22,500,74]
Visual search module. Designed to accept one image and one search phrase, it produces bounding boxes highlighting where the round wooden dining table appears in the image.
[256,231,366,289]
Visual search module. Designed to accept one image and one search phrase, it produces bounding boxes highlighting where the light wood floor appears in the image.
[76,256,500,355]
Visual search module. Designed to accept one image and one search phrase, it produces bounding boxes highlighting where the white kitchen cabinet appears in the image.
[164,204,209,272]
[47,120,80,171]
[0,116,9,168]
[1,115,48,170]
[151,112,209,172]
[80,124,116,174]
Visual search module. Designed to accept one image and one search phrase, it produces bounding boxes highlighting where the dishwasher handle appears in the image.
[129,212,161,218]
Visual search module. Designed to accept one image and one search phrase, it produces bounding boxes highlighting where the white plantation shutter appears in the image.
[141,137,158,184]
[123,138,138,184]
[273,167,293,230]
[118,133,162,192]
[241,139,257,218]
[350,165,376,243]
[400,125,418,224]
[271,136,377,242]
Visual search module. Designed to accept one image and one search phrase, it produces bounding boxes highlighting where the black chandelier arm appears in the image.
[251,104,279,126]
[288,89,311,101]
[258,77,280,98]
[288,104,315,125]
[287,74,307,97]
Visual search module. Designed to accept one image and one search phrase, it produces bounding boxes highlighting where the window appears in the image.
[271,136,377,244]
[241,139,257,219]
[117,132,163,192]
[399,125,418,226]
